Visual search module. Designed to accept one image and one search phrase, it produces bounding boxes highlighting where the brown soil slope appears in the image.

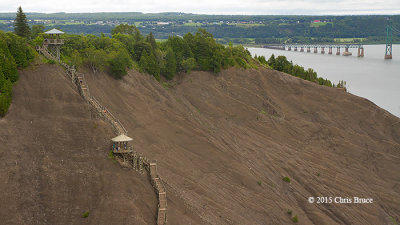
[0,64,157,225]
[85,67,400,225]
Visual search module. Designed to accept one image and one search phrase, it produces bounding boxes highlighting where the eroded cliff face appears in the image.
[1,62,399,225]
[85,66,400,225]
[0,64,157,225]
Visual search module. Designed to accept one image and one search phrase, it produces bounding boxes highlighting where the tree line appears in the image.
[0,7,35,117]
[55,24,258,80]
[0,7,344,117]
[255,54,346,89]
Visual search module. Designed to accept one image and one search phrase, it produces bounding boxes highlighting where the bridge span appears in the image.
[263,44,364,57]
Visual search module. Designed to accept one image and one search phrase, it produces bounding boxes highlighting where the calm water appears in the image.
[249,45,400,118]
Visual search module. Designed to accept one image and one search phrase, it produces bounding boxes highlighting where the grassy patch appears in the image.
[389,216,399,225]
[82,211,89,218]
[183,22,203,26]
[108,151,115,160]
[282,176,291,183]
[162,81,171,89]
[310,22,332,27]
[334,37,366,43]
[292,215,298,223]
[47,59,56,64]
[235,23,263,27]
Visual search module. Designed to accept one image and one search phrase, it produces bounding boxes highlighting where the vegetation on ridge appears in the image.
[0,7,35,117]
[0,30,35,117]
[58,24,258,80]
[255,54,346,88]
[0,7,342,117]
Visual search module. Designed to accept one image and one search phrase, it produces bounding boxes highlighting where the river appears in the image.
[248,45,400,118]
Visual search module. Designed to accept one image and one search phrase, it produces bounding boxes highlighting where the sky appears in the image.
[1,0,400,15]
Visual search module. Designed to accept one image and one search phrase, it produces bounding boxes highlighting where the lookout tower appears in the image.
[111,134,134,153]
[44,28,64,60]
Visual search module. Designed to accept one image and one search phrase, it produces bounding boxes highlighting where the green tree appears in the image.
[31,25,45,39]
[146,32,157,49]
[109,50,132,79]
[0,36,18,82]
[181,57,196,73]
[112,24,136,35]
[0,72,13,117]
[139,50,149,73]
[163,47,176,80]
[14,6,30,38]
[83,47,108,74]
[147,52,160,80]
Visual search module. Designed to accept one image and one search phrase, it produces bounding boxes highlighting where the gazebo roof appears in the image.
[112,134,133,142]
[45,28,64,34]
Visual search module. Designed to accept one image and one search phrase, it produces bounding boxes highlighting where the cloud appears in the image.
[1,0,399,14]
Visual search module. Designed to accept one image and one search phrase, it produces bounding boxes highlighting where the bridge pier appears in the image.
[307,47,310,52]
[321,47,325,54]
[357,47,364,57]
[294,46,297,51]
[328,47,332,54]
[300,47,304,52]
[336,47,340,55]
[314,47,318,53]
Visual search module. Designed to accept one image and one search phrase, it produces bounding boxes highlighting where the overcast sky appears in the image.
[1,0,400,15]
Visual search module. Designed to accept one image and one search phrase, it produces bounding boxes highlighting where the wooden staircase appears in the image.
[37,45,167,224]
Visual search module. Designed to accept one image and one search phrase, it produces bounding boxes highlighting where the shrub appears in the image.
[82,211,89,218]
[287,209,292,215]
[108,151,115,160]
[292,215,298,223]
[283,176,291,183]
[257,181,262,186]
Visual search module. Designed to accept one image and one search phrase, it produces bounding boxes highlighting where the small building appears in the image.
[111,134,133,153]
[44,28,64,43]
[43,28,65,60]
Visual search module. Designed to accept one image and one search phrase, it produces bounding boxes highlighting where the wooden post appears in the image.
[133,152,138,171]
[150,162,157,179]
[157,208,167,225]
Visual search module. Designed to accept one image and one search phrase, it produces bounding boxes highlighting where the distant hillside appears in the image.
[0,13,399,44]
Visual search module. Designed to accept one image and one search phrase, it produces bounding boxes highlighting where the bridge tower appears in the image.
[385,24,393,59]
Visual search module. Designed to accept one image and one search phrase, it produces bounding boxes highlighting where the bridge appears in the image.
[264,44,365,57]
[264,21,399,59]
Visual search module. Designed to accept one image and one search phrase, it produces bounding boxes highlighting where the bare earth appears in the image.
[0,64,157,225]
[1,63,399,224]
